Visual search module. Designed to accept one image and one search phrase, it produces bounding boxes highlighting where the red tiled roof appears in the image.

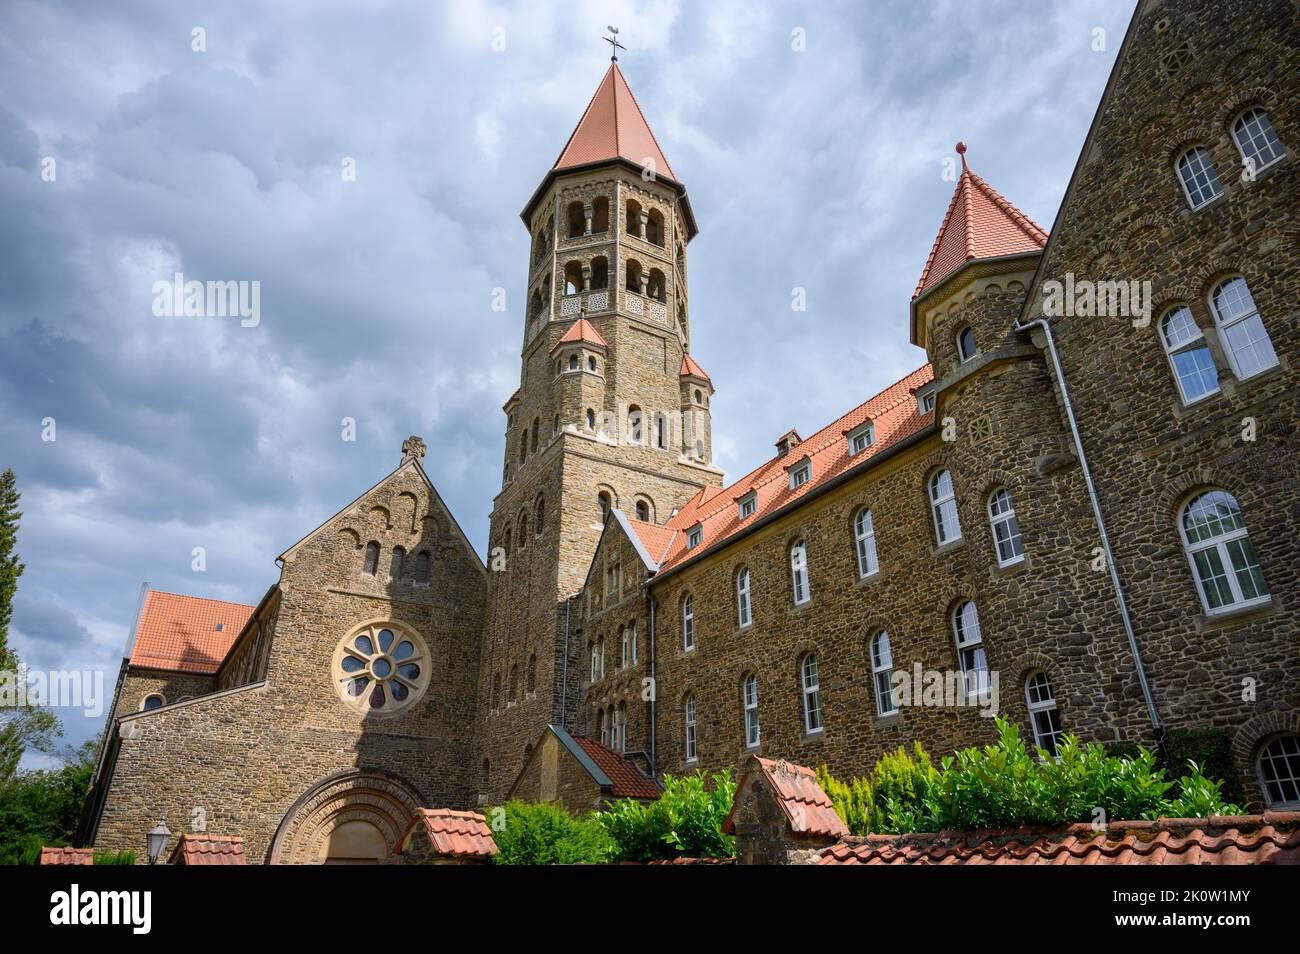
[169,834,246,866]
[573,736,663,800]
[129,590,255,675]
[680,353,711,384]
[624,517,676,568]
[554,63,676,181]
[657,364,934,572]
[819,813,1300,865]
[913,145,1047,299]
[550,317,608,353]
[724,757,849,839]
[401,809,499,859]
[39,847,93,866]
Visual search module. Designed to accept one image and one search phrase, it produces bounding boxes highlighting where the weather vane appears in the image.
[603,26,626,62]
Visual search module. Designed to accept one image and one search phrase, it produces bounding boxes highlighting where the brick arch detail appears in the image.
[1231,711,1300,763]
[268,768,426,865]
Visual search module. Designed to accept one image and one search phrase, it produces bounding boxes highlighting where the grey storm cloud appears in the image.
[0,0,1135,760]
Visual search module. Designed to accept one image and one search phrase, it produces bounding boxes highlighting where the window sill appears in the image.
[799,729,825,745]
[994,555,1029,577]
[930,538,965,558]
[1195,597,1278,632]
[855,569,883,588]
[1186,192,1228,216]
[874,712,901,729]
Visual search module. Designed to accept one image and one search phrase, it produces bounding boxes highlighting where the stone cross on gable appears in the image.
[401,435,427,464]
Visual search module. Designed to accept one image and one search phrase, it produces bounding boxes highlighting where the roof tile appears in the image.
[550,317,609,353]
[169,834,246,866]
[724,757,849,839]
[401,808,499,859]
[573,736,662,800]
[130,590,255,675]
[39,847,93,866]
[554,63,676,181]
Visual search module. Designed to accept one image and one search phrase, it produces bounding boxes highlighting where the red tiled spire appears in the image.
[679,353,711,383]
[550,317,609,353]
[913,143,1047,300]
[553,63,676,181]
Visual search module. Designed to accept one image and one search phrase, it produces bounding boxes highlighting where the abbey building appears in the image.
[82,0,1300,862]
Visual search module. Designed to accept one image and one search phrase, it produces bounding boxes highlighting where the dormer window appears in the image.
[738,492,757,520]
[916,389,936,414]
[789,461,811,490]
[847,421,875,456]
[775,430,802,458]
[686,524,703,550]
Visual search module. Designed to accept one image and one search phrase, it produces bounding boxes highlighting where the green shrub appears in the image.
[93,850,136,865]
[596,769,735,861]
[487,800,613,865]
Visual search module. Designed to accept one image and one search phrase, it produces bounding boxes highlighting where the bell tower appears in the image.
[477,60,724,801]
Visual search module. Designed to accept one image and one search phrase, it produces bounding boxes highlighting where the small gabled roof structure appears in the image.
[397,809,498,861]
[550,317,609,354]
[168,834,246,865]
[679,353,712,386]
[724,756,848,840]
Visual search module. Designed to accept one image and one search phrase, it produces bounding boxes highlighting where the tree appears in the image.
[0,468,23,674]
[0,738,98,864]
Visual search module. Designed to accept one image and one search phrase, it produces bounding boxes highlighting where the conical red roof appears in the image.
[553,63,676,181]
[679,353,711,383]
[913,146,1047,299]
[550,317,608,352]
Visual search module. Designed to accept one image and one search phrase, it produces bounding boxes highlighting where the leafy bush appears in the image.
[596,769,736,861]
[820,717,1243,835]
[487,800,614,865]
[93,850,136,865]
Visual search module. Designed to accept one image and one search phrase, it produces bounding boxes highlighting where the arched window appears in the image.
[535,495,545,534]
[684,694,698,763]
[590,256,609,290]
[508,664,518,704]
[528,289,543,321]
[736,567,752,628]
[681,595,695,651]
[586,408,597,430]
[654,412,667,449]
[625,199,642,237]
[567,201,585,238]
[870,631,896,717]
[564,261,583,295]
[597,491,612,522]
[854,508,878,578]
[363,541,379,575]
[530,417,540,453]
[635,500,650,522]
[929,470,962,544]
[1257,734,1300,809]
[589,642,599,682]
[1180,490,1270,613]
[742,674,760,748]
[415,550,430,583]
[141,694,165,711]
[952,602,988,699]
[647,268,667,303]
[568,353,579,372]
[790,539,810,605]
[617,701,628,752]
[1160,304,1219,403]
[956,327,977,362]
[527,654,536,696]
[609,703,621,752]
[987,489,1025,567]
[620,626,631,668]
[591,196,610,234]
[1025,671,1063,756]
[625,260,642,293]
[629,623,637,665]
[587,356,597,372]
[627,406,644,443]
[597,637,606,679]
[389,546,405,578]
[518,511,528,547]
[1231,108,1286,173]
[694,388,703,405]
[646,209,664,246]
[1176,146,1223,209]
[801,653,823,734]
[598,708,608,746]
[1208,276,1277,380]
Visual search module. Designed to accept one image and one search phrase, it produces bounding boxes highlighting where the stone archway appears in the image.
[268,768,425,865]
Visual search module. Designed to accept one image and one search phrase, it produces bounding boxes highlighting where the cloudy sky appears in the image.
[0,0,1134,762]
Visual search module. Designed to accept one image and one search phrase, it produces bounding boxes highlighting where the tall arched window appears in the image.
[1180,490,1270,613]
[646,209,664,246]
[592,197,610,234]
[627,406,643,443]
[1208,276,1277,380]
[1025,671,1063,756]
[625,260,642,293]
[1176,146,1223,209]
[736,567,752,628]
[871,631,897,717]
[1257,734,1300,809]
[957,327,977,362]
[742,674,760,748]
[598,708,608,746]
[801,653,823,734]
[987,489,1025,567]
[389,546,405,578]
[563,261,583,295]
[654,412,667,449]
[363,542,379,575]
[527,654,536,696]
[635,500,650,522]
[952,601,988,698]
[790,540,810,605]
[684,694,698,763]
[1231,108,1286,173]
[597,491,612,522]
[586,408,597,431]
[929,470,962,544]
[590,256,609,290]
[589,642,599,682]
[617,702,628,752]
[567,201,585,238]
[597,637,606,679]
[535,495,545,534]
[854,508,878,578]
[682,595,695,651]
[625,199,642,237]
[415,550,430,583]
[1160,304,1219,403]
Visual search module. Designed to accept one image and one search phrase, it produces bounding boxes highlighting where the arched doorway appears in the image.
[268,768,424,865]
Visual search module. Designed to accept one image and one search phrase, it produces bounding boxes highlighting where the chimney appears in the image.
[774,430,802,458]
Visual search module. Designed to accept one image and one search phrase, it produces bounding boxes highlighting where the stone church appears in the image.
[82,0,1299,862]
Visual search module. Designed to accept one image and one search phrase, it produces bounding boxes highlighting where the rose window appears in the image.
[332,623,428,714]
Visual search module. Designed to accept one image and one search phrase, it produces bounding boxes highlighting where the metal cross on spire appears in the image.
[603,26,626,62]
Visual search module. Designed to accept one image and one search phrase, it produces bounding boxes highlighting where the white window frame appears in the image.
[736,567,752,628]
[854,507,879,579]
[621,626,631,668]
[598,637,606,679]
[684,695,698,763]
[617,702,627,752]
[682,595,695,651]
[589,643,599,682]
[1257,734,1300,810]
[870,631,897,717]
[917,389,936,414]
[801,654,823,734]
[1179,490,1271,615]
[987,488,1025,567]
[929,469,962,545]
[789,461,811,490]
[1175,145,1224,210]
[140,693,166,711]
[952,601,989,700]
[686,524,703,550]
[1231,108,1286,175]
[738,492,757,520]
[848,421,875,456]
[1208,276,1278,382]
[1160,304,1220,404]
[790,539,810,605]
[1024,670,1063,756]
[598,709,608,746]
[743,675,760,748]
[956,327,977,363]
